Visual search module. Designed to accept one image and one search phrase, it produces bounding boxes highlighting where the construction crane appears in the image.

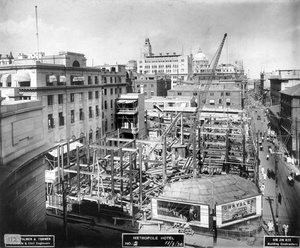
[188,33,227,176]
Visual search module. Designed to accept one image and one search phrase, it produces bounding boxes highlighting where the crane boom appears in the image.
[188,33,227,148]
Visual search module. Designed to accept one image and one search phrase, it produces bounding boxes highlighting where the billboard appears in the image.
[216,195,262,228]
[151,198,209,228]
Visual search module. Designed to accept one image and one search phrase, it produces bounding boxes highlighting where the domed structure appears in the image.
[126,60,137,72]
[193,47,209,62]
[193,47,209,73]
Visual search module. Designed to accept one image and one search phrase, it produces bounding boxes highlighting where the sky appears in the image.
[0,0,299,79]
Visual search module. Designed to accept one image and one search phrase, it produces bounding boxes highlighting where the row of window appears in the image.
[47,88,122,106]
[48,106,100,129]
[141,59,186,63]
[46,75,122,85]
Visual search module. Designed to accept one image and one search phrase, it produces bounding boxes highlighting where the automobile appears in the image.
[257,115,261,120]
[232,208,248,220]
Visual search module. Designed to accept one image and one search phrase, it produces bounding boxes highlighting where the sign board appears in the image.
[264,236,300,247]
[216,195,262,228]
[151,197,209,228]
[4,235,55,247]
[122,233,184,247]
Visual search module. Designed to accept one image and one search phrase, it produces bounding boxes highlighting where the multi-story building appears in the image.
[137,38,192,86]
[279,84,300,162]
[269,69,300,105]
[0,51,127,144]
[116,93,146,139]
[132,73,171,98]
[168,83,243,115]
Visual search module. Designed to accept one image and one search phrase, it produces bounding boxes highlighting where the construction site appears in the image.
[45,34,261,241]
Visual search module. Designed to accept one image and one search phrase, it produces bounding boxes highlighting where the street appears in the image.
[248,96,300,236]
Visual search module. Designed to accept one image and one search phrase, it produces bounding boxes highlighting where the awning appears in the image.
[73,76,85,82]
[48,75,57,82]
[117,111,137,115]
[125,100,137,104]
[226,98,231,102]
[48,141,83,157]
[117,100,127,104]
[14,71,31,82]
[0,74,11,83]
[60,75,66,82]
[209,99,215,103]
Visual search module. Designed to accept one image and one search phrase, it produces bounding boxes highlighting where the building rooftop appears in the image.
[162,174,259,206]
[280,83,300,96]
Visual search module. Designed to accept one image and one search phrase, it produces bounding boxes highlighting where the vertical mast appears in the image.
[35,6,40,61]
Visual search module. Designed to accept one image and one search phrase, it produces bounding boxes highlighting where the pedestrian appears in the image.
[267,168,271,179]
[263,173,267,180]
[282,224,289,236]
[278,193,282,204]
[260,183,265,195]
[261,167,265,175]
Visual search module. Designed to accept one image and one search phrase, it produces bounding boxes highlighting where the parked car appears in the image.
[257,115,261,120]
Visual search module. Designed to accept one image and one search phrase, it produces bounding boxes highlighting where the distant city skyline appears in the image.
[0,0,299,79]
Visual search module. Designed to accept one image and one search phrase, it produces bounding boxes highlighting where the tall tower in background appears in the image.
[143,38,152,57]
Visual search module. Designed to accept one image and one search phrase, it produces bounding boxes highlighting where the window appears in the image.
[79,108,84,120]
[70,93,75,102]
[226,102,231,106]
[103,77,107,84]
[151,84,154,88]
[89,130,93,142]
[104,89,107,95]
[71,110,75,123]
[210,92,214,96]
[47,95,53,105]
[193,92,197,96]
[79,92,83,101]
[115,88,118,94]
[59,112,64,126]
[111,99,113,108]
[110,77,113,84]
[209,100,215,106]
[96,128,100,140]
[104,101,107,109]
[95,91,99,99]
[48,114,54,129]
[219,99,222,104]
[88,91,93,100]
[178,92,182,96]
[58,94,63,104]
[95,76,99,84]
[226,92,230,96]
[151,91,154,96]
[110,88,113,95]
[89,106,93,119]
[96,105,99,117]
[221,92,224,96]
[119,88,122,94]
[88,76,92,84]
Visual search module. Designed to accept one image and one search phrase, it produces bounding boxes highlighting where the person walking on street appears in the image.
[260,183,265,195]
[263,173,267,180]
[283,224,289,236]
[278,193,282,204]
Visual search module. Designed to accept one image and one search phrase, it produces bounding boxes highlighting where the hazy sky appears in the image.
[0,0,299,78]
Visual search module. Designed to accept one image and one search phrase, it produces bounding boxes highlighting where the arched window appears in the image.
[72,60,80,67]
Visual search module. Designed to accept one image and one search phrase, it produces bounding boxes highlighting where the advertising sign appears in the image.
[151,198,209,228]
[216,195,262,227]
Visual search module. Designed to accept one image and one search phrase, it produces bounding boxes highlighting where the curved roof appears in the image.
[194,47,209,61]
[162,174,259,205]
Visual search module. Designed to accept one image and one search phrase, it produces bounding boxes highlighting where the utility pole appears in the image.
[255,132,260,187]
[273,142,281,234]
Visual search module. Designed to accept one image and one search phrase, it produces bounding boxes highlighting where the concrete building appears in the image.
[0,91,55,241]
[168,83,243,110]
[132,73,171,98]
[269,69,300,105]
[279,84,300,162]
[137,38,192,86]
[116,93,146,139]
[0,51,127,144]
